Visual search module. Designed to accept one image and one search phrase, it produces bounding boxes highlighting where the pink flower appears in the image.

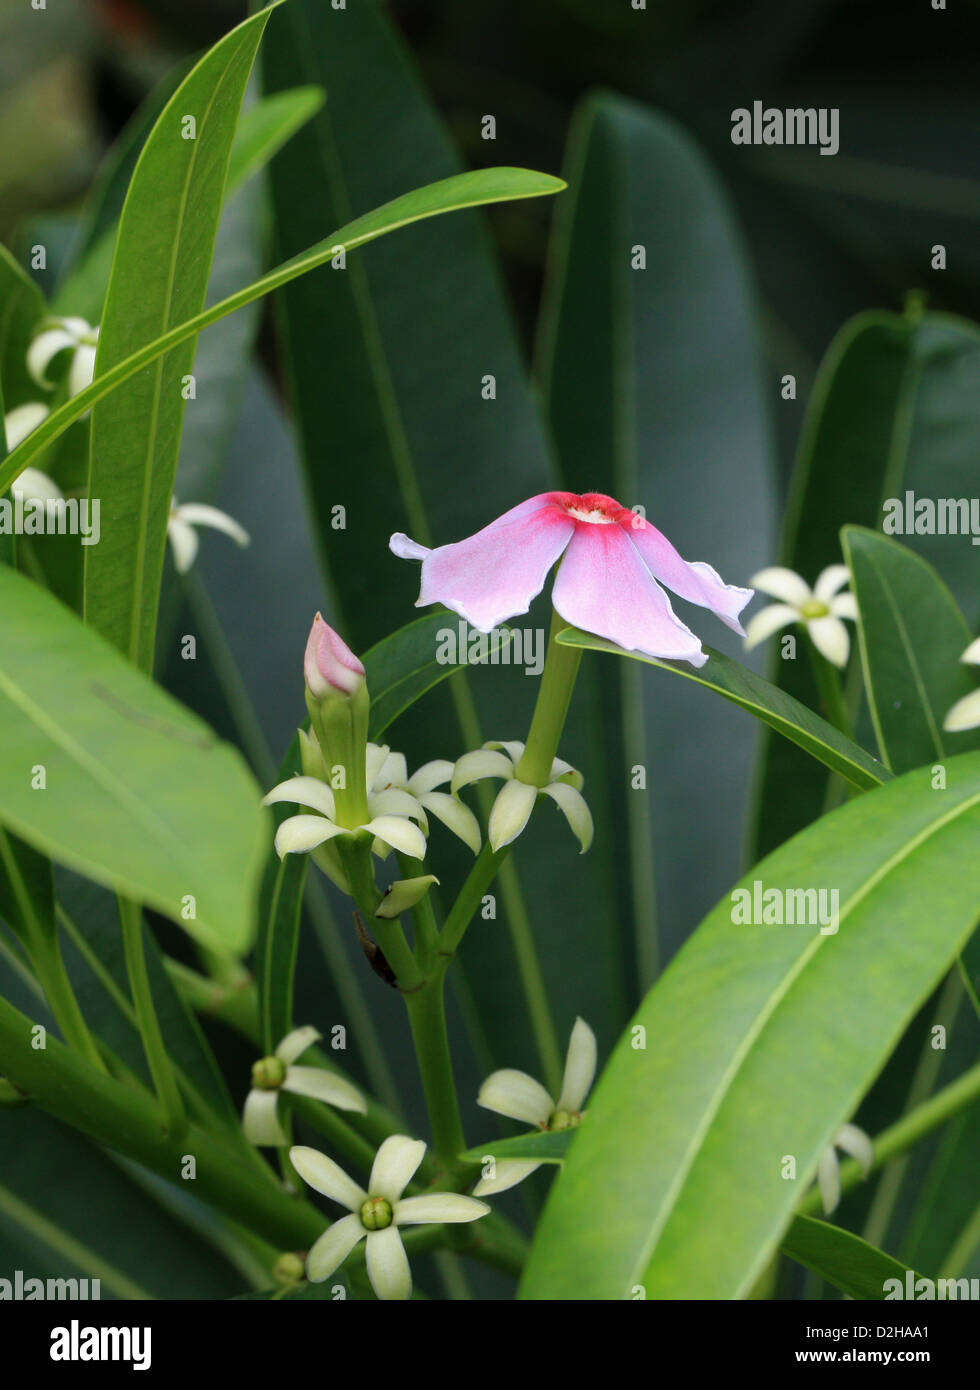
[304,613,365,698]
[390,492,752,668]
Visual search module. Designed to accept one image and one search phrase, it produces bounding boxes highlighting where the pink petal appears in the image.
[553,523,707,667]
[626,514,753,635]
[390,495,574,633]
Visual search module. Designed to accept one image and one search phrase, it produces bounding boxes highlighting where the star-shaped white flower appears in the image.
[264,758,429,864]
[27,316,99,396]
[369,745,481,855]
[4,401,50,454]
[291,1136,489,1300]
[452,740,593,853]
[474,1017,596,1196]
[817,1122,873,1214]
[167,497,250,574]
[745,564,858,668]
[243,1026,365,1147]
[943,637,980,733]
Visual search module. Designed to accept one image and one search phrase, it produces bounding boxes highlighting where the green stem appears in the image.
[514,608,583,786]
[397,852,440,969]
[807,640,853,741]
[337,838,422,991]
[403,968,470,1185]
[118,898,186,1139]
[439,843,510,955]
[798,1061,980,1217]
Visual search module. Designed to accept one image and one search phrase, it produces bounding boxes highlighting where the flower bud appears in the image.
[252,1055,286,1089]
[375,874,440,919]
[304,613,365,699]
[273,1252,307,1287]
[303,615,371,829]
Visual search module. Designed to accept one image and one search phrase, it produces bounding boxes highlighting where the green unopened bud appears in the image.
[252,1055,286,1089]
[375,874,440,919]
[273,1251,307,1287]
[549,1108,581,1132]
[359,1195,393,1231]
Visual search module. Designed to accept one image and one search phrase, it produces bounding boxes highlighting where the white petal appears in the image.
[817,1145,841,1215]
[242,1088,287,1147]
[483,740,524,765]
[167,518,199,574]
[389,531,431,561]
[282,1066,367,1113]
[368,787,428,830]
[472,1159,542,1196]
[394,1193,490,1225]
[556,1017,597,1113]
[374,749,408,790]
[420,792,482,855]
[944,688,980,733]
[406,759,454,796]
[451,748,514,793]
[4,402,50,450]
[477,1068,553,1127]
[68,342,97,397]
[749,566,812,607]
[275,1025,322,1065]
[813,564,852,603]
[960,636,980,666]
[808,615,850,668]
[274,814,346,857]
[541,781,593,854]
[306,1214,365,1282]
[171,503,250,548]
[365,742,391,791]
[549,756,583,789]
[834,1123,873,1175]
[289,1145,366,1211]
[10,466,63,503]
[369,1135,426,1203]
[27,328,79,387]
[488,778,537,851]
[364,815,427,859]
[365,1227,411,1301]
[830,592,858,621]
[744,603,797,650]
[263,776,337,820]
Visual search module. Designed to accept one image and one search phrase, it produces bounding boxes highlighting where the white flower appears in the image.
[27,316,99,396]
[369,746,481,855]
[745,564,858,668]
[452,740,593,853]
[167,497,250,574]
[817,1123,873,1214]
[4,401,50,453]
[291,1136,489,1300]
[243,1026,365,1147]
[943,637,980,733]
[474,1017,596,1196]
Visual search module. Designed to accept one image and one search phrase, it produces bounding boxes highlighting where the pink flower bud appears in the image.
[304,613,365,699]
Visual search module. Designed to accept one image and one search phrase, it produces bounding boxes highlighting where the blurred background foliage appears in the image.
[1,0,977,1298]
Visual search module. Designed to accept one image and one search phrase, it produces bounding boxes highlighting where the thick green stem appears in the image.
[807,641,853,741]
[336,838,422,991]
[439,843,511,956]
[118,898,186,1139]
[404,969,471,1185]
[514,608,583,786]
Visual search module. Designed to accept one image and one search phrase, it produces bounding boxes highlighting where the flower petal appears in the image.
[374,749,408,790]
[628,517,753,634]
[483,740,524,765]
[263,776,337,820]
[419,791,482,855]
[556,1017,597,1113]
[944,688,980,734]
[961,636,980,666]
[369,1135,427,1202]
[10,466,63,504]
[275,1025,321,1065]
[405,759,454,796]
[813,564,852,603]
[306,1214,365,1282]
[451,748,514,793]
[394,1193,490,1225]
[830,592,858,621]
[27,328,80,388]
[477,1068,553,1126]
[289,1145,366,1211]
[488,778,538,851]
[808,615,850,668]
[749,567,812,607]
[394,496,575,632]
[744,603,798,650]
[541,781,593,854]
[472,1159,542,1196]
[817,1145,841,1215]
[167,518,199,575]
[242,1088,286,1147]
[368,787,428,830]
[553,523,707,667]
[171,503,250,549]
[365,1226,412,1301]
[274,814,346,857]
[389,533,430,561]
[68,342,98,398]
[834,1123,873,1176]
[3,402,50,451]
[364,815,427,859]
[365,742,391,790]
[282,1067,366,1113]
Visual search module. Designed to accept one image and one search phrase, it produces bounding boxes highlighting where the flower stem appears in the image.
[118,897,186,1138]
[514,607,583,786]
[438,843,511,955]
[336,838,422,991]
[807,641,853,741]
[403,968,471,1185]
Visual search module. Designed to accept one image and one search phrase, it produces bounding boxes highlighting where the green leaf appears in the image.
[556,627,888,791]
[459,1130,574,1165]
[254,734,307,1054]
[0,565,267,953]
[842,527,980,772]
[520,753,980,1300]
[84,6,275,671]
[781,1215,921,1301]
[226,85,325,191]
[0,241,46,409]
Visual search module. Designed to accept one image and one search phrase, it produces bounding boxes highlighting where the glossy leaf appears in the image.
[781,1215,920,1301]
[0,242,46,409]
[459,1130,573,1165]
[521,753,980,1299]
